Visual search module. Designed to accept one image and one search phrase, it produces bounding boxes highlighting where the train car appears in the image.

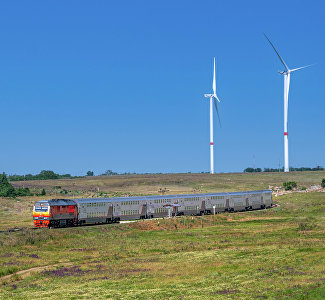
[33,190,272,228]
[33,199,78,228]
[73,198,115,225]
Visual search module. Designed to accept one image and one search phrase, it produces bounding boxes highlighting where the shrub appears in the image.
[41,188,46,196]
[322,178,325,188]
[283,181,297,191]
[301,186,307,191]
[0,173,16,197]
[15,187,33,196]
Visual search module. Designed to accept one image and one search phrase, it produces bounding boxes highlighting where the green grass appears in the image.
[0,173,325,299]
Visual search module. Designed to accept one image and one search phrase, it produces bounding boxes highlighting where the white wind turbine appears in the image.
[264,34,312,172]
[204,57,222,174]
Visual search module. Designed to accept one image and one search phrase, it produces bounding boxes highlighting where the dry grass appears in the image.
[10,171,325,195]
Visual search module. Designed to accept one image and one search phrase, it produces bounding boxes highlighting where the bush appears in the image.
[301,186,307,191]
[322,178,325,188]
[41,188,46,196]
[15,187,33,196]
[0,173,16,197]
[283,181,297,191]
[60,189,68,194]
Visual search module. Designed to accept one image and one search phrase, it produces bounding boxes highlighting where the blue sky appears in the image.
[0,1,324,175]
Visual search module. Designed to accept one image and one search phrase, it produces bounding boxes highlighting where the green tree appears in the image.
[38,170,59,180]
[321,178,325,188]
[41,188,46,196]
[0,173,16,197]
[86,171,94,176]
[102,170,118,176]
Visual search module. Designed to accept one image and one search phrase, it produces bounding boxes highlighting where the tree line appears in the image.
[3,166,324,182]
[244,166,324,173]
[0,173,43,197]
[8,170,73,181]
[6,169,128,182]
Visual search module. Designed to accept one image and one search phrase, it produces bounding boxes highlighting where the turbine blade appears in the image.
[213,57,216,95]
[214,94,221,103]
[213,98,222,127]
[264,33,289,71]
[290,64,314,72]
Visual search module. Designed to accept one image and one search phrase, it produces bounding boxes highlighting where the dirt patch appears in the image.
[129,220,163,231]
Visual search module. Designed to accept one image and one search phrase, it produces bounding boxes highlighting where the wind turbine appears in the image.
[204,57,222,174]
[264,34,312,172]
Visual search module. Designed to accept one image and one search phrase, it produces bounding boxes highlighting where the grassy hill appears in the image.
[10,171,325,195]
[1,172,325,299]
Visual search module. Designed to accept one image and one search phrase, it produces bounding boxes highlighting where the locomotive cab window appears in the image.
[34,206,48,212]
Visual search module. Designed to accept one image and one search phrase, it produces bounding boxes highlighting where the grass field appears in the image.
[1,172,325,299]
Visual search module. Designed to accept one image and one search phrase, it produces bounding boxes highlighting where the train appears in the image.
[33,190,272,228]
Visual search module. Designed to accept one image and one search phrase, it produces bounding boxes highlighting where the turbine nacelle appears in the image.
[204,94,220,102]
[278,64,313,76]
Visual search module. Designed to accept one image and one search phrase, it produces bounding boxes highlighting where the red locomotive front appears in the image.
[33,199,78,228]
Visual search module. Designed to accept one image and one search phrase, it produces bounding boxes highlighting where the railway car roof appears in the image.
[70,190,271,204]
[34,199,77,206]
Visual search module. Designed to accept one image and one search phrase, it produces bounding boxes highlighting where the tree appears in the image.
[321,178,325,188]
[38,170,59,180]
[86,171,94,176]
[0,173,16,197]
[244,168,262,173]
[102,170,118,176]
[41,188,46,196]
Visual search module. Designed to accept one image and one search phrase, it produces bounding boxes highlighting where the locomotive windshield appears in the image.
[35,207,48,212]
[34,203,49,212]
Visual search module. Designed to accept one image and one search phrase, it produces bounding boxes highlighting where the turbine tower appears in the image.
[204,57,222,174]
[264,34,312,172]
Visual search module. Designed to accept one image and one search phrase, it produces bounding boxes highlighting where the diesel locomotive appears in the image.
[33,190,272,228]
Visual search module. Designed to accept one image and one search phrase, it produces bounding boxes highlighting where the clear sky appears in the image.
[0,1,324,175]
